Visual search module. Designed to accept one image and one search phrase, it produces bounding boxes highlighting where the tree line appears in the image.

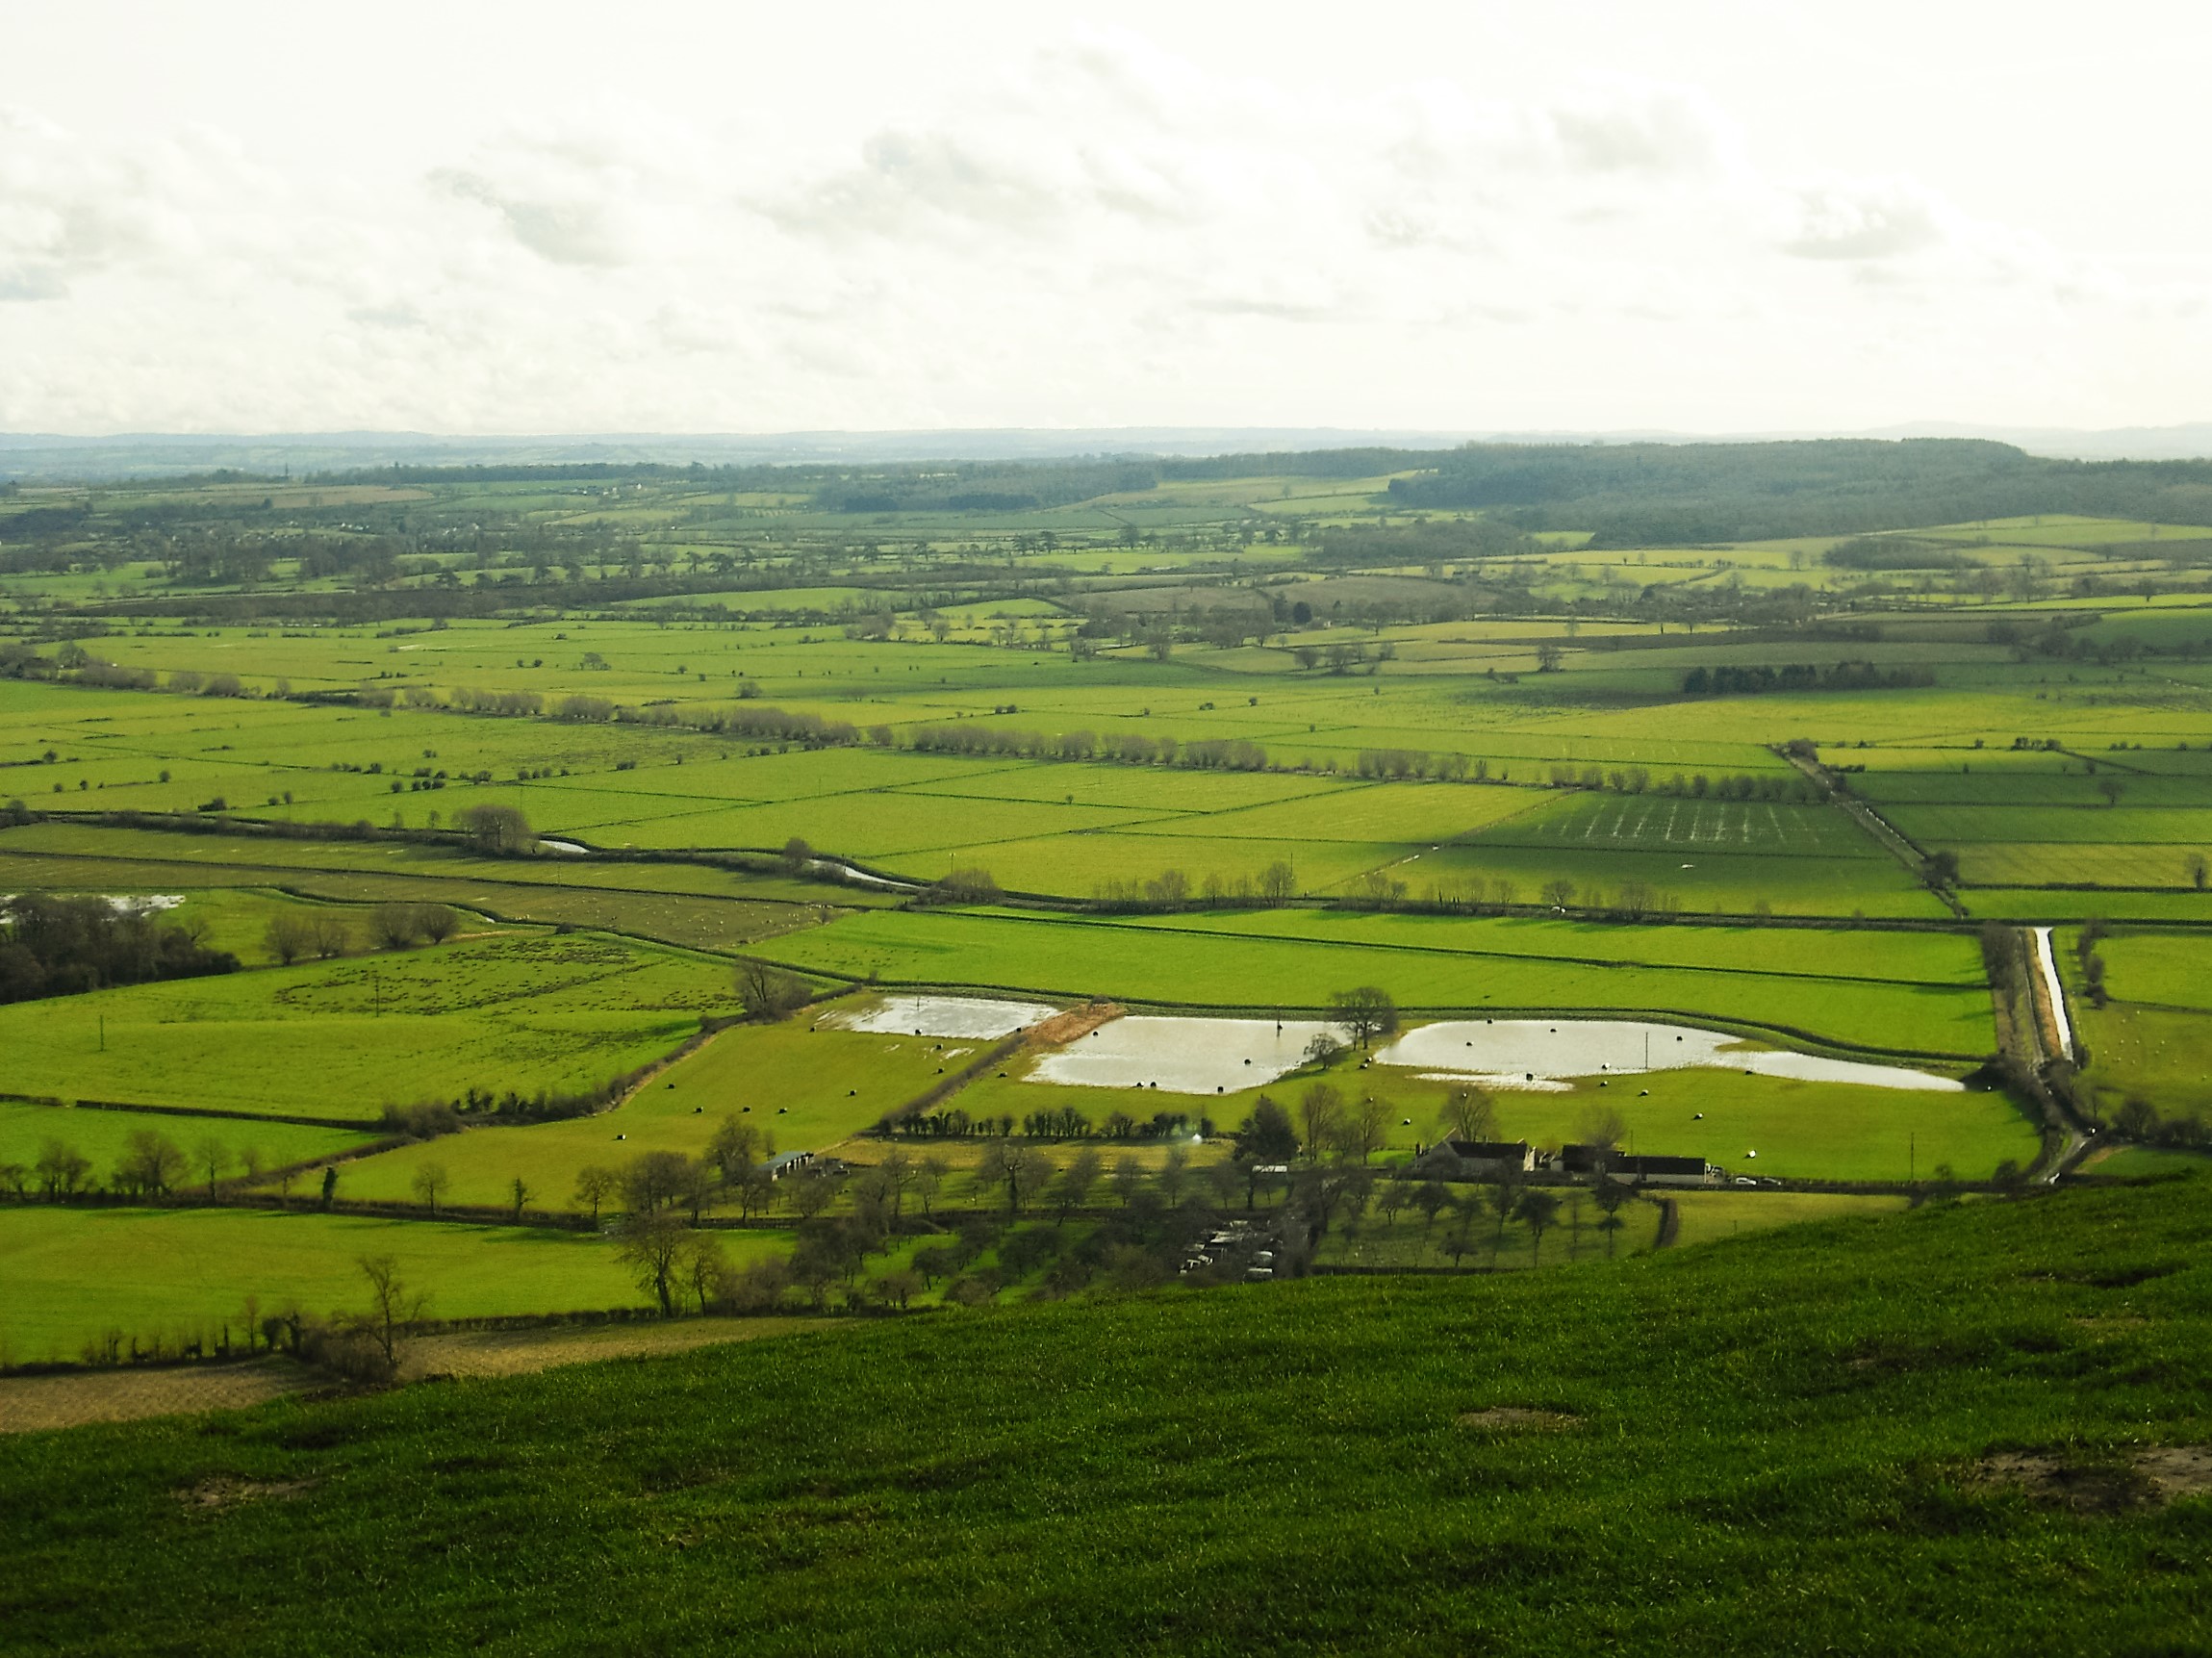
[0,892,238,1004]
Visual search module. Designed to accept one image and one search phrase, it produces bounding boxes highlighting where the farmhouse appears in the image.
[1556,1145,1720,1186]
[1416,1138,1537,1177]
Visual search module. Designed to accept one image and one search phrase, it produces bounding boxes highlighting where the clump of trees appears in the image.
[1682,662,1936,696]
[367,902,461,951]
[0,892,238,1004]
[454,803,536,855]
[736,960,811,1020]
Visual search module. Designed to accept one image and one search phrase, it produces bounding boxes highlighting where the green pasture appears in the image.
[953,1048,2029,1181]
[0,1207,753,1364]
[1128,907,1988,983]
[0,1103,376,1186]
[1319,1189,1912,1269]
[331,1016,953,1211]
[0,931,728,1121]
[757,908,1996,1056]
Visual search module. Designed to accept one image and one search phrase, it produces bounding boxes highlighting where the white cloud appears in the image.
[0,14,2205,435]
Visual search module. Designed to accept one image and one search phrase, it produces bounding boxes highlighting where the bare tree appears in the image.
[1439,1085,1497,1144]
[1299,1084,1344,1161]
[573,1165,617,1225]
[411,1161,450,1216]
[192,1135,230,1200]
[508,1175,532,1222]
[1050,1147,1104,1221]
[310,914,351,959]
[265,915,313,965]
[350,1254,427,1376]
[1335,1097,1390,1164]
[1516,1189,1562,1266]
[414,904,461,944]
[370,903,419,950]
[456,803,537,855]
[116,1130,186,1198]
[612,1209,689,1315]
[735,959,810,1021]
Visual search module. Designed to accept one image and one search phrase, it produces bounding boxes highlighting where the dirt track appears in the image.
[0,1317,829,1434]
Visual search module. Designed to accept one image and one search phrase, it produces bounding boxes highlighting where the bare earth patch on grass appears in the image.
[0,1359,307,1434]
[1973,1444,2212,1513]
[399,1315,827,1380]
[1456,1406,1582,1432]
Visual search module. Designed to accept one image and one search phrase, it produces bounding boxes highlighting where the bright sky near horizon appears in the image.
[2,0,2207,436]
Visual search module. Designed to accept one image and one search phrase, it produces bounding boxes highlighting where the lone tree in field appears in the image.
[265,915,313,965]
[192,1135,230,1200]
[371,903,419,951]
[116,1129,186,1198]
[614,1209,688,1315]
[1329,986,1398,1049]
[736,959,810,1021]
[572,1164,617,1225]
[456,803,536,855]
[2097,777,2126,808]
[310,914,351,959]
[1439,1085,1496,1144]
[411,1161,451,1216]
[509,1176,531,1221]
[779,835,814,876]
[414,904,460,944]
[975,1140,1055,1216]
[1516,1189,1562,1266]
[2190,853,2210,891]
[349,1254,427,1377]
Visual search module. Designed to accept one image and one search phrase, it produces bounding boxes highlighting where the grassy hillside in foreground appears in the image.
[5,1180,2211,1655]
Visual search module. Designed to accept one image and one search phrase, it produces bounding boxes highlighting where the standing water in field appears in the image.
[825,994,1057,1039]
[1375,1020,1963,1091]
[1030,1016,1338,1095]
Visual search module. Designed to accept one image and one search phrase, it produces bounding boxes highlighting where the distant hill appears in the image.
[5,420,2210,483]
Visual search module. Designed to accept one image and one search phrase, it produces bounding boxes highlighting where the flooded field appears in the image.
[1376,1020,1963,1091]
[825,993,1057,1038]
[1030,1015,1339,1095]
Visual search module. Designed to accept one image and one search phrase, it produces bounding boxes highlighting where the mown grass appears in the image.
[953,1049,2035,1180]
[759,909,1998,1057]
[0,931,728,1121]
[0,1207,762,1364]
[0,1105,375,1187]
[331,1017,953,1210]
[3,1179,2209,1653]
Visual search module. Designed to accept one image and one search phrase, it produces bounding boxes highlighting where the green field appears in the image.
[0,931,729,1121]
[0,1206,778,1364]
[5,1179,2208,1651]
[329,1017,954,1210]
[757,909,1997,1057]
[5,454,2212,1495]
[0,1104,375,1190]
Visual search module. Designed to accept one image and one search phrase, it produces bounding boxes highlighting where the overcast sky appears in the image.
[3,0,2207,437]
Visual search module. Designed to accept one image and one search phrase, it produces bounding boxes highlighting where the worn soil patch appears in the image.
[176,1475,319,1511]
[0,1359,307,1434]
[1974,1445,2212,1513]
[2,1320,829,1433]
[1456,1407,1582,1432]
[1027,1002,1124,1047]
[399,1315,826,1381]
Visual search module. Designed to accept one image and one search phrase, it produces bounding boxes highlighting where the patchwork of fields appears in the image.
[3,470,2210,1381]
